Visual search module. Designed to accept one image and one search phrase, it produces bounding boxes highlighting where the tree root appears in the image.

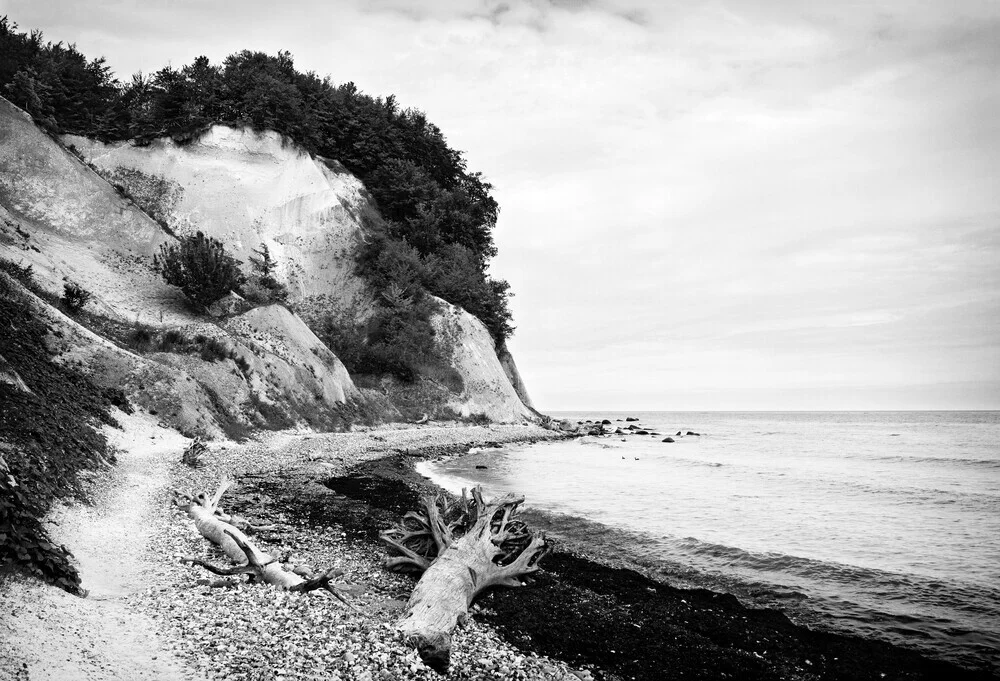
[381,486,549,672]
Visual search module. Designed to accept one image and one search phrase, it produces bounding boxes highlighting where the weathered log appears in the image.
[174,477,354,604]
[381,486,549,672]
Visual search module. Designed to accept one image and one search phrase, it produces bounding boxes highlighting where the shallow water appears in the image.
[418,411,1000,671]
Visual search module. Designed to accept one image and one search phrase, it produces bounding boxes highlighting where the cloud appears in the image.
[4,0,999,409]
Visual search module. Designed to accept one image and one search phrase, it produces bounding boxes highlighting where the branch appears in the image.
[207,475,232,510]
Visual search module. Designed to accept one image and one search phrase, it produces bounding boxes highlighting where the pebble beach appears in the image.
[0,419,576,681]
[1,418,994,681]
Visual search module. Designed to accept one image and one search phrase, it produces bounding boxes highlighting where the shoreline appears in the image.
[1,421,994,681]
[328,434,996,681]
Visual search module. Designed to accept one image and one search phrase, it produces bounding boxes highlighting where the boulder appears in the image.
[662,437,675,443]
[207,291,252,318]
[626,417,639,422]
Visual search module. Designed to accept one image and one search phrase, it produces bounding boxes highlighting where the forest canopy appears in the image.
[0,17,514,352]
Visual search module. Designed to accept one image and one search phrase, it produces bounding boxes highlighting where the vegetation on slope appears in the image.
[0,265,127,592]
[0,18,515,384]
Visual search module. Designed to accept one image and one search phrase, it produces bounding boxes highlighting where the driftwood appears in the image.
[174,477,354,604]
[381,486,549,671]
[181,437,206,468]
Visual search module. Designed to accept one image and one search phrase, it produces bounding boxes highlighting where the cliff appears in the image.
[0,96,536,430]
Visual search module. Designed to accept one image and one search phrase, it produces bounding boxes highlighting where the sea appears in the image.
[416,411,1000,672]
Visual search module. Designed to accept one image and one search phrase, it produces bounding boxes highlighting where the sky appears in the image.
[3,0,998,410]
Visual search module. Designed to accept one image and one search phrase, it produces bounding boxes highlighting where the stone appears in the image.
[662,437,675,443]
[206,290,251,317]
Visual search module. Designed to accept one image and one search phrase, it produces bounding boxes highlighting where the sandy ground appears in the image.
[0,411,203,681]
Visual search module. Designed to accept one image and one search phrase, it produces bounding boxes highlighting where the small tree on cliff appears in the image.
[244,243,288,304]
[154,231,245,311]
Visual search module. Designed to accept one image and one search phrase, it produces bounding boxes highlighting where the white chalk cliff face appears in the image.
[63,127,375,325]
[432,299,536,423]
[0,94,535,427]
[64,120,536,423]
[0,96,358,436]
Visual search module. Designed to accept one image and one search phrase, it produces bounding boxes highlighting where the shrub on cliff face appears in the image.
[62,281,92,312]
[243,243,288,305]
[153,231,245,311]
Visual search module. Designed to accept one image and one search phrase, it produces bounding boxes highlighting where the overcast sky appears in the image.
[4,0,998,410]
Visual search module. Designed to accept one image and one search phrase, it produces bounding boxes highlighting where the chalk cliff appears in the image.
[0,96,536,430]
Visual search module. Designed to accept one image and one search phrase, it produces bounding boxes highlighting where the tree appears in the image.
[153,232,245,311]
[245,243,288,304]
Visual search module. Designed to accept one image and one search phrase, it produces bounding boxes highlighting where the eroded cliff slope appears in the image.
[0,97,359,436]
[1,96,536,428]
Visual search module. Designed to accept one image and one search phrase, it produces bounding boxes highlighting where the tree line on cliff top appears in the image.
[0,18,514,365]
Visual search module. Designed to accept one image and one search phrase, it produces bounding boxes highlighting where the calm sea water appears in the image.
[417,411,1000,672]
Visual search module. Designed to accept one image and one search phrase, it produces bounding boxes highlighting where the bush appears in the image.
[319,302,443,385]
[125,324,155,352]
[153,231,245,311]
[62,281,93,312]
[0,259,35,287]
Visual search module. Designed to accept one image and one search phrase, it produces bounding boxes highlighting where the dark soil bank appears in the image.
[242,448,998,681]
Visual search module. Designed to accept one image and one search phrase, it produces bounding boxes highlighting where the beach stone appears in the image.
[662,437,675,443]
[602,419,611,424]
[626,417,639,422]
[687,431,701,436]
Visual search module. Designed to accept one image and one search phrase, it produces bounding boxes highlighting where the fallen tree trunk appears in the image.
[174,477,354,603]
[381,486,549,672]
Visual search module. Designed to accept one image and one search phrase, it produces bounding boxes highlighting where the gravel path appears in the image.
[0,411,204,681]
[1,419,580,681]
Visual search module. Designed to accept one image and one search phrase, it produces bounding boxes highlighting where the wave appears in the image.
[516,506,1000,671]
[844,452,1000,469]
[670,537,1000,612]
